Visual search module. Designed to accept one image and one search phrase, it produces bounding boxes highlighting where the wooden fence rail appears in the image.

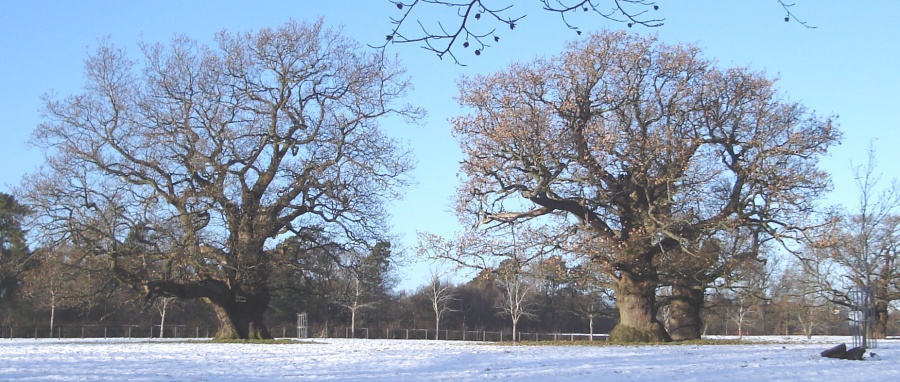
[0,325,609,342]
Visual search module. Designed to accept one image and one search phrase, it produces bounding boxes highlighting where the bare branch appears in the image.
[376,0,661,65]
[779,0,816,28]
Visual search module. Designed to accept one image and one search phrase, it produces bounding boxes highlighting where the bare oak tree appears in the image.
[452,30,838,342]
[21,20,421,339]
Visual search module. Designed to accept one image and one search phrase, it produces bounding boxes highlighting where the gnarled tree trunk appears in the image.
[874,299,889,340]
[145,278,273,340]
[611,271,670,343]
[207,287,272,340]
[665,283,705,341]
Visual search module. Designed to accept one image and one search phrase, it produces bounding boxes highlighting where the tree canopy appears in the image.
[21,19,421,339]
[450,30,839,342]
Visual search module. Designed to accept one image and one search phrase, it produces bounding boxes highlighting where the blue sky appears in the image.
[2,1,899,291]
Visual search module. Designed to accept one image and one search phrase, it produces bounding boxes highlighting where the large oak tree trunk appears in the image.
[144,279,274,340]
[207,285,272,340]
[665,283,704,341]
[610,271,670,343]
[874,299,888,340]
[203,229,274,340]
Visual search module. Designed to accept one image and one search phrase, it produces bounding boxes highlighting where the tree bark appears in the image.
[435,319,440,340]
[49,297,56,338]
[511,319,518,342]
[207,286,272,340]
[146,278,273,340]
[159,303,167,339]
[874,299,888,340]
[665,283,704,341]
[610,271,671,343]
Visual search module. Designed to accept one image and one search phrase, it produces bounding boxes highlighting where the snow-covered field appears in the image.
[0,336,896,381]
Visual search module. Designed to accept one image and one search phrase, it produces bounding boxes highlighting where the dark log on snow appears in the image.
[820,343,847,359]
[844,347,865,361]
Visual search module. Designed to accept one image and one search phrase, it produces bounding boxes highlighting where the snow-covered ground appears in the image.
[0,336,896,381]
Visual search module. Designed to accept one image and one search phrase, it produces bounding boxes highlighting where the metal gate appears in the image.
[849,288,876,349]
[297,313,308,339]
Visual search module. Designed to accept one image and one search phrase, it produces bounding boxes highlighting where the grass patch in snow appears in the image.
[501,338,758,347]
[209,338,317,344]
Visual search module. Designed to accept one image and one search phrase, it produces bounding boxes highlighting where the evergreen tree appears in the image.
[0,193,32,324]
